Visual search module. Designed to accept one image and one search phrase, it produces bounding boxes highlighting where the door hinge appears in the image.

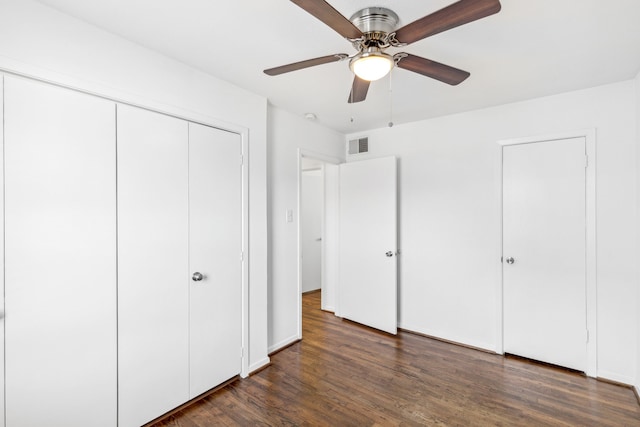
[586,329,589,343]
[240,251,244,261]
[585,154,589,168]
[240,154,244,165]
[240,347,244,358]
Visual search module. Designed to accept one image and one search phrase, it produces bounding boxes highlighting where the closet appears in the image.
[117,106,242,426]
[1,76,243,427]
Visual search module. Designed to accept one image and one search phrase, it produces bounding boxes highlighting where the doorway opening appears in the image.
[296,150,341,339]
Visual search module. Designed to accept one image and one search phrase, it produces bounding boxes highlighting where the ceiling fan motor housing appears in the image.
[350,7,399,35]
[350,7,399,47]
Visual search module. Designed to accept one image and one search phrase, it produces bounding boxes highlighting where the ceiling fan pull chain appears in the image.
[388,69,394,128]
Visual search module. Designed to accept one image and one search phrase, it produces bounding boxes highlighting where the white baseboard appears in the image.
[597,370,635,387]
[268,334,300,354]
[398,322,495,353]
[321,304,335,313]
[245,357,271,377]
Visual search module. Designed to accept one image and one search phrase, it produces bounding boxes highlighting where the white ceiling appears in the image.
[35,0,640,134]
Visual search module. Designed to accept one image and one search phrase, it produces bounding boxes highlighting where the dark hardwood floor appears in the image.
[152,291,640,426]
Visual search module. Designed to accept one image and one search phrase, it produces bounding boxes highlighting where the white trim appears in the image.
[398,322,496,354]
[494,145,504,355]
[0,74,5,427]
[268,334,300,354]
[247,357,271,375]
[597,370,636,386]
[296,149,342,340]
[300,149,343,166]
[497,129,597,378]
[240,129,251,378]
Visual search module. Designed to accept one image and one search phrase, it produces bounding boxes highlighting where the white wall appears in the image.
[347,80,638,384]
[268,106,344,352]
[301,170,323,293]
[0,0,269,372]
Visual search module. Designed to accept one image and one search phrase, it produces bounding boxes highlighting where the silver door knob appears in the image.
[192,272,204,281]
[505,257,515,265]
[386,251,394,257]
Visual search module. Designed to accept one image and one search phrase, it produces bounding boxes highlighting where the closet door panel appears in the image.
[4,77,117,427]
[188,124,242,397]
[117,105,189,427]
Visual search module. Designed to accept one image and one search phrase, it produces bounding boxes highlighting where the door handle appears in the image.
[192,272,204,281]
[505,257,515,265]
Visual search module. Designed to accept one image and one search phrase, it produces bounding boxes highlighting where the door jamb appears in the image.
[297,149,341,340]
[496,129,597,378]
[240,129,250,377]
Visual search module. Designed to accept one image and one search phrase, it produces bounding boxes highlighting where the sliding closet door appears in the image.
[4,76,117,427]
[117,105,189,427]
[188,123,242,397]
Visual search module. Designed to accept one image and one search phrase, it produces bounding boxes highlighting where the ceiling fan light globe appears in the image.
[350,53,393,81]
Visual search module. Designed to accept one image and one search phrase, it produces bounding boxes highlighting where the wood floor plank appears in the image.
[151,292,640,426]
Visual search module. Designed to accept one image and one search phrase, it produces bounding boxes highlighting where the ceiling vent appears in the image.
[348,137,369,155]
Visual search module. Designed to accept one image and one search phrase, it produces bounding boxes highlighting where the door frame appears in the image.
[496,129,597,377]
[238,129,250,378]
[0,74,5,427]
[296,149,341,340]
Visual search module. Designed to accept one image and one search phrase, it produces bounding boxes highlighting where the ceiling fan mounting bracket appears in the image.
[393,52,409,66]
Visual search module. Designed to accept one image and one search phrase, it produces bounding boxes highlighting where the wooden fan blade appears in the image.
[291,0,363,39]
[396,54,470,85]
[348,76,370,103]
[264,54,347,76]
[394,0,501,44]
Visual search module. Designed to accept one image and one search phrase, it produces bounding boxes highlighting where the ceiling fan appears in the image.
[264,0,501,103]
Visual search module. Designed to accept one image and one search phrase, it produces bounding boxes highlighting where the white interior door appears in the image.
[188,123,242,397]
[4,76,117,427]
[339,156,397,334]
[117,105,190,427]
[503,137,587,371]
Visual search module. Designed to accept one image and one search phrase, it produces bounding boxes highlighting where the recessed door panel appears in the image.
[4,76,117,427]
[189,123,242,397]
[503,137,587,371]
